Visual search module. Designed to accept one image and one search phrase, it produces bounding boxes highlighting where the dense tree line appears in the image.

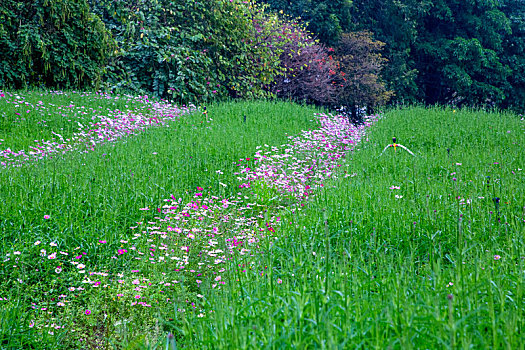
[262,0,525,112]
[1,0,523,112]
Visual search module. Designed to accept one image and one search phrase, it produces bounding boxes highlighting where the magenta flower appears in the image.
[43,215,50,219]
[85,309,91,315]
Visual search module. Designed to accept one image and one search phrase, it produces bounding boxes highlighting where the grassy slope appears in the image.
[175,106,525,349]
[1,98,524,349]
[0,95,322,348]
[0,99,320,249]
[0,90,150,152]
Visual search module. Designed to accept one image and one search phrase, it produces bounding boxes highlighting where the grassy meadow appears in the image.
[0,90,524,349]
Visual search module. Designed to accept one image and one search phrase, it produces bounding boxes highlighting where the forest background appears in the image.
[1,0,524,114]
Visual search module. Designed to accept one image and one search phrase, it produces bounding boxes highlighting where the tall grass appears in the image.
[0,95,523,349]
[0,93,322,348]
[173,106,525,348]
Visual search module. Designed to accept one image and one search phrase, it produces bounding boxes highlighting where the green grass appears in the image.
[0,95,524,349]
[0,90,154,152]
[177,106,525,348]
[0,94,323,348]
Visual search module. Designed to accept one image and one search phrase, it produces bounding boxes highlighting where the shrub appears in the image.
[90,0,288,103]
[334,31,393,116]
[0,0,113,90]
[272,43,341,106]
[256,13,342,106]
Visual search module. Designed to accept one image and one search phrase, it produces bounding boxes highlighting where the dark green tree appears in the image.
[0,0,113,89]
[260,0,353,46]
[413,0,512,107]
[350,0,520,109]
[349,0,425,104]
[500,0,525,112]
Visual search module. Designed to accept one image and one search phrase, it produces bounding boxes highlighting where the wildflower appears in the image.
[77,264,85,269]
[494,255,501,260]
[34,241,41,246]
[84,309,91,315]
[55,267,62,274]
[48,253,56,260]
[44,215,50,219]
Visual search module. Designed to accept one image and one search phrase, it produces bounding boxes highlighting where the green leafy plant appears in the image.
[0,0,113,90]
[90,0,292,103]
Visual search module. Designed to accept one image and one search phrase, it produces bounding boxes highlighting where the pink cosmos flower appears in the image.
[44,215,50,219]
[85,309,91,315]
